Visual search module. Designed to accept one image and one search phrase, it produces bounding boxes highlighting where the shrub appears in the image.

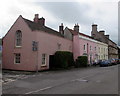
[75,56,88,67]
[54,51,74,69]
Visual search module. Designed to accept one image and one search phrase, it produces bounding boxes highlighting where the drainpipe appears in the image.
[36,41,39,73]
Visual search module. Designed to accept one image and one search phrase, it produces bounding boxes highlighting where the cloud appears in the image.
[0,0,118,44]
[36,2,118,40]
[36,2,93,24]
[0,0,58,38]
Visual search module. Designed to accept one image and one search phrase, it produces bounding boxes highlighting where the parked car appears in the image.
[106,60,112,66]
[108,58,117,65]
[99,60,110,67]
[115,59,120,64]
[93,60,98,66]
[117,59,120,64]
[97,60,103,65]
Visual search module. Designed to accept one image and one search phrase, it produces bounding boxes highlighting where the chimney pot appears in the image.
[35,14,39,18]
[99,30,105,35]
[74,24,79,32]
[92,24,98,32]
[33,14,45,26]
[38,17,45,26]
[105,35,109,39]
[59,23,64,35]
[34,14,39,23]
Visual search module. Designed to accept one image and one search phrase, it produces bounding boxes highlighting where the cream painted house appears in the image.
[97,41,108,60]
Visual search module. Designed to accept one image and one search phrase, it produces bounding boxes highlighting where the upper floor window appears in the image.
[57,43,61,50]
[15,30,22,47]
[95,47,96,51]
[90,46,92,50]
[84,45,85,50]
[99,47,100,52]
[69,45,72,51]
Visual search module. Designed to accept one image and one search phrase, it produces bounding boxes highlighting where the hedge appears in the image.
[75,56,88,67]
[54,51,74,69]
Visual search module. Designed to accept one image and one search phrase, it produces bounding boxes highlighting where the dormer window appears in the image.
[15,30,22,47]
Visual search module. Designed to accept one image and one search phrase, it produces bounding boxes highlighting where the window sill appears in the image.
[15,46,22,48]
[14,63,20,64]
[41,64,47,67]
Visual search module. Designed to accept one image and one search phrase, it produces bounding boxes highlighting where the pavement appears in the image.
[2,70,35,85]
[2,65,119,95]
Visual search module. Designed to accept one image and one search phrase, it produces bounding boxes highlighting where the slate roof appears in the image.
[23,18,64,37]
[68,28,94,39]
[68,28,117,45]
[67,29,78,35]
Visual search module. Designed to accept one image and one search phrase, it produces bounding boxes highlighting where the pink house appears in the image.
[2,14,104,71]
[2,14,73,71]
[65,25,98,65]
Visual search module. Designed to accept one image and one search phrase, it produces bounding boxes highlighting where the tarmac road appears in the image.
[2,65,119,95]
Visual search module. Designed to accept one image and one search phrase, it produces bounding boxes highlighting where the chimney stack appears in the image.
[34,14,39,23]
[105,35,109,39]
[59,23,64,35]
[92,24,98,32]
[33,14,45,26]
[74,23,79,32]
[38,17,45,26]
[99,30,105,35]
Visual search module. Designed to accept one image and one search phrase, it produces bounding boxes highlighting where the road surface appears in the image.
[2,65,119,95]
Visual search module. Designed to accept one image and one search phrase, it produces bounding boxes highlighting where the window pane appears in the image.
[42,54,46,65]
[16,30,22,46]
[15,53,21,64]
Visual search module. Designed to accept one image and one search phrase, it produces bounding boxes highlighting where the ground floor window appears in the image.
[14,53,21,64]
[42,54,47,66]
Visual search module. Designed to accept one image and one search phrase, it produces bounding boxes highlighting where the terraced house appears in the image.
[2,14,72,71]
[96,41,108,60]
[91,24,118,59]
[64,27,108,65]
[2,14,112,71]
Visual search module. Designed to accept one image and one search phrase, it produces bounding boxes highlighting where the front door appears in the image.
[49,55,55,69]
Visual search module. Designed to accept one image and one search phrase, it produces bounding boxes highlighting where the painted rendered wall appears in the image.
[97,41,108,60]
[73,35,80,60]
[78,35,97,64]
[73,33,97,65]
[64,27,73,40]
[2,16,37,71]
[36,30,73,70]
[91,25,118,59]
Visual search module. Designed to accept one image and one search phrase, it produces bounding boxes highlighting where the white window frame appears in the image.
[14,53,21,64]
[90,46,92,51]
[57,43,61,50]
[95,47,96,51]
[41,54,47,66]
[84,45,85,50]
[15,30,22,47]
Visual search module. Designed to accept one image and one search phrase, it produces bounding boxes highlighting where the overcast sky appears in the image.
[0,0,119,44]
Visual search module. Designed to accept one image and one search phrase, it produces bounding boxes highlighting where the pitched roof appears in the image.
[105,36,117,45]
[68,28,93,39]
[79,32,93,39]
[67,28,78,35]
[23,18,64,37]
[68,28,116,45]
[97,31,117,45]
